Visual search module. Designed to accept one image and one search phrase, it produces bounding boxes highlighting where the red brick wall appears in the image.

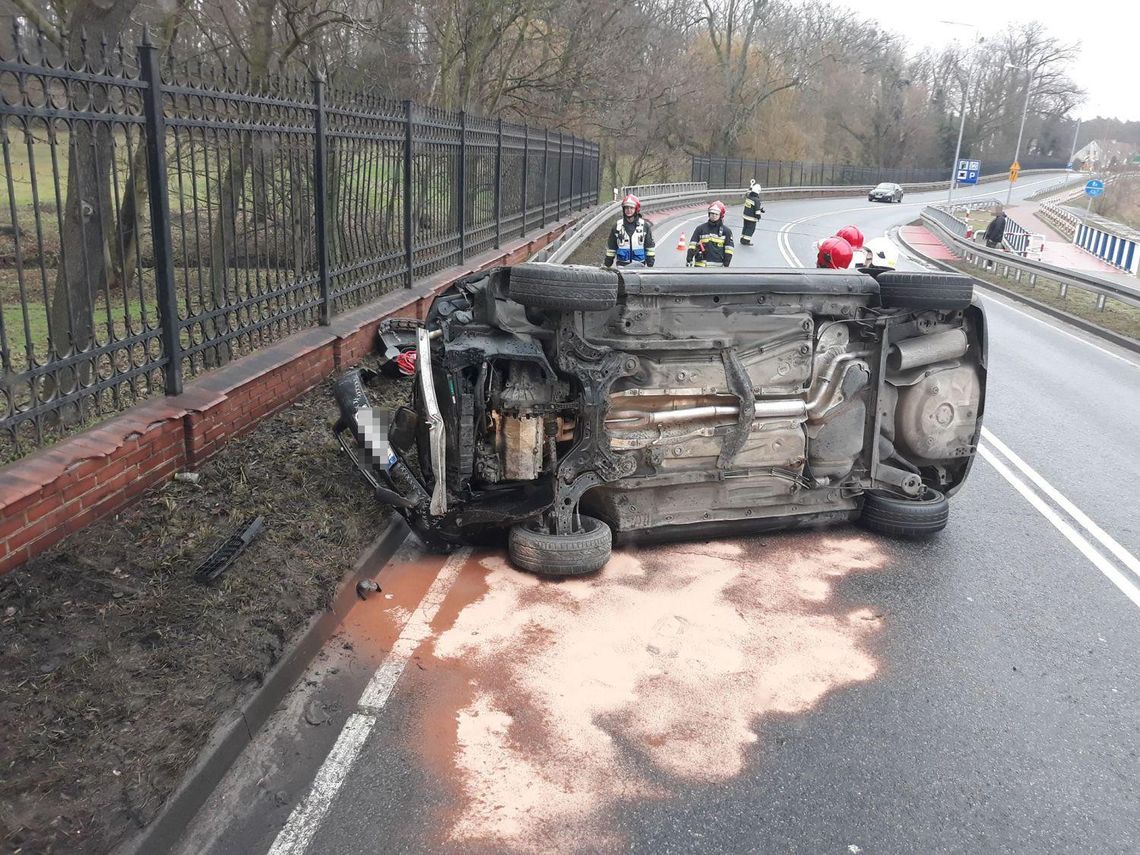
[0,222,573,574]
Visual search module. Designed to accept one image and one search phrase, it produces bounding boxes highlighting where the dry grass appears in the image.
[0,371,411,854]
[951,259,1140,341]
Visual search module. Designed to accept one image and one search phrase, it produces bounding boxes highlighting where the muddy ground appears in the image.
[0,369,410,854]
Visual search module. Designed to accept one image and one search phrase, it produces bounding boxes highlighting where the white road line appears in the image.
[655,213,707,258]
[978,444,1140,611]
[982,428,1140,582]
[267,714,377,855]
[975,293,1140,369]
[267,547,472,855]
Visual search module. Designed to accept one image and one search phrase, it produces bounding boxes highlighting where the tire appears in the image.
[876,270,974,310]
[508,263,619,311]
[859,487,949,538]
[509,515,612,576]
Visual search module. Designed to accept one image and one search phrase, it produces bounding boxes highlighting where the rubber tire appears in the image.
[859,487,949,538]
[509,263,619,311]
[876,270,974,310]
[509,515,612,576]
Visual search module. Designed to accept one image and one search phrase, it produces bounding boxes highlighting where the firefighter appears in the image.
[862,237,899,271]
[835,225,867,267]
[686,201,735,267]
[604,194,656,267]
[816,236,854,269]
[740,179,765,245]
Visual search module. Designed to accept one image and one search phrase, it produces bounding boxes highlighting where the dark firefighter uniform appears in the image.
[740,188,764,245]
[686,222,735,267]
[604,216,656,266]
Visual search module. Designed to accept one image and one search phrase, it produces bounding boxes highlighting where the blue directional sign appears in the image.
[1085,179,1105,197]
[956,159,981,185]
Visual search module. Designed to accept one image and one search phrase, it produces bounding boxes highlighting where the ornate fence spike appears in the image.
[0,32,601,460]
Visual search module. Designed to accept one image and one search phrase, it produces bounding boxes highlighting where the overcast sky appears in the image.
[855,0,1140,123]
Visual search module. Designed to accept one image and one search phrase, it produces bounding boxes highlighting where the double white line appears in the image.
[979,427,1140,610]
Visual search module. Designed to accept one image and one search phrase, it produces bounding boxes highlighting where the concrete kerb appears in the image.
[893,224,1140,356]
[112,516,412,855]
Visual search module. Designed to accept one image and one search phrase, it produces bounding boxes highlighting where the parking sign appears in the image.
[956,159,980,185]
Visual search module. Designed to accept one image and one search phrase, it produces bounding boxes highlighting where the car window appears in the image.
[874,183,891,191]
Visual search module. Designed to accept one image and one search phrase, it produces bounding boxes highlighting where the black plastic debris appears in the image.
[193,516,265,583]
[356,579,380,600]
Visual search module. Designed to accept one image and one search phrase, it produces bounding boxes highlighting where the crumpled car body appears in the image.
[335,263,987,574]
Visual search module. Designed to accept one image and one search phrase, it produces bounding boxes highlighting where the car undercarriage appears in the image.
[334,263,986,575]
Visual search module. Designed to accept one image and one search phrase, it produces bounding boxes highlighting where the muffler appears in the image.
[889,329,968,371]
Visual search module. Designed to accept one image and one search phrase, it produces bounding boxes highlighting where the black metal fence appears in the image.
[0,32,599,459]
[692,156,1068,189]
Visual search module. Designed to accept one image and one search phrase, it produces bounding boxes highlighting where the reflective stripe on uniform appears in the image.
[724,246,734,254]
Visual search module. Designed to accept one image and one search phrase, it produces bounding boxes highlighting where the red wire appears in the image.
[395,350,418,375]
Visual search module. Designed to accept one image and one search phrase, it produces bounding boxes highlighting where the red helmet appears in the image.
[708,201,727,222]
[621,194,641,215]
[836,225,864,249]
[816,236,853,269]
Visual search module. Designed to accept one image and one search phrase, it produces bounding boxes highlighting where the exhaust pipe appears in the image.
[889,329,968,371]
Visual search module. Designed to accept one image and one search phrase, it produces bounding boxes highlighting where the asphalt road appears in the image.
[175,175,1140,855]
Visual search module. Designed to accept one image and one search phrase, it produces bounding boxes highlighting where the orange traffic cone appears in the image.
[675,232,687,251]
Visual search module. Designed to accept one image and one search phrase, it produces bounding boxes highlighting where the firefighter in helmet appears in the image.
[740,179,765,245]
[816,236,854,269]
[604,194,656,267]
[686,201,735,267]
[835,225,866,267]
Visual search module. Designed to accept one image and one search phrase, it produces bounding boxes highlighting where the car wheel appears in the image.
[509,263,619,311]
[859,487,949,538]
[876,270,974,310]
[509,515,612,576]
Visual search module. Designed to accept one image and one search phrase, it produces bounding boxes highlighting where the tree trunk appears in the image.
[46,0,140,410]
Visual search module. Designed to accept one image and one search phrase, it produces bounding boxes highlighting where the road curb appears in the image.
[893,226,1140,356]
[113,516,411,855]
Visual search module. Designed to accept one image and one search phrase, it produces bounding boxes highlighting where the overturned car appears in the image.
[335,263,986,575]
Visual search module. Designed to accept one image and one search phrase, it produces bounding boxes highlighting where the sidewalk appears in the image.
[1004,203,1136,284]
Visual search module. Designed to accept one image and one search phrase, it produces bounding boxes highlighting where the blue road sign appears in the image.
[1085,179,1105,197]
[956,159,981,185]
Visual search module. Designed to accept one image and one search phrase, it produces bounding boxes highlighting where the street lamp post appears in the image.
[1068,118,1081,168]
[1006,62,1035,205]
[948,90,969,204]
[939,22,983,205]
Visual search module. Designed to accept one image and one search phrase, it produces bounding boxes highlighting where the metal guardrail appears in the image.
[1026,175,1088,202]
[921,205,1140,311]
[615,183,707,199]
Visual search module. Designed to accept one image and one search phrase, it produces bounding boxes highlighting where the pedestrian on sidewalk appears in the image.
[984,209,1007,249]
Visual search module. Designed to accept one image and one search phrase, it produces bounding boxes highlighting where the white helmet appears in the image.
[863,237,899,270]
[749,178,760,192]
